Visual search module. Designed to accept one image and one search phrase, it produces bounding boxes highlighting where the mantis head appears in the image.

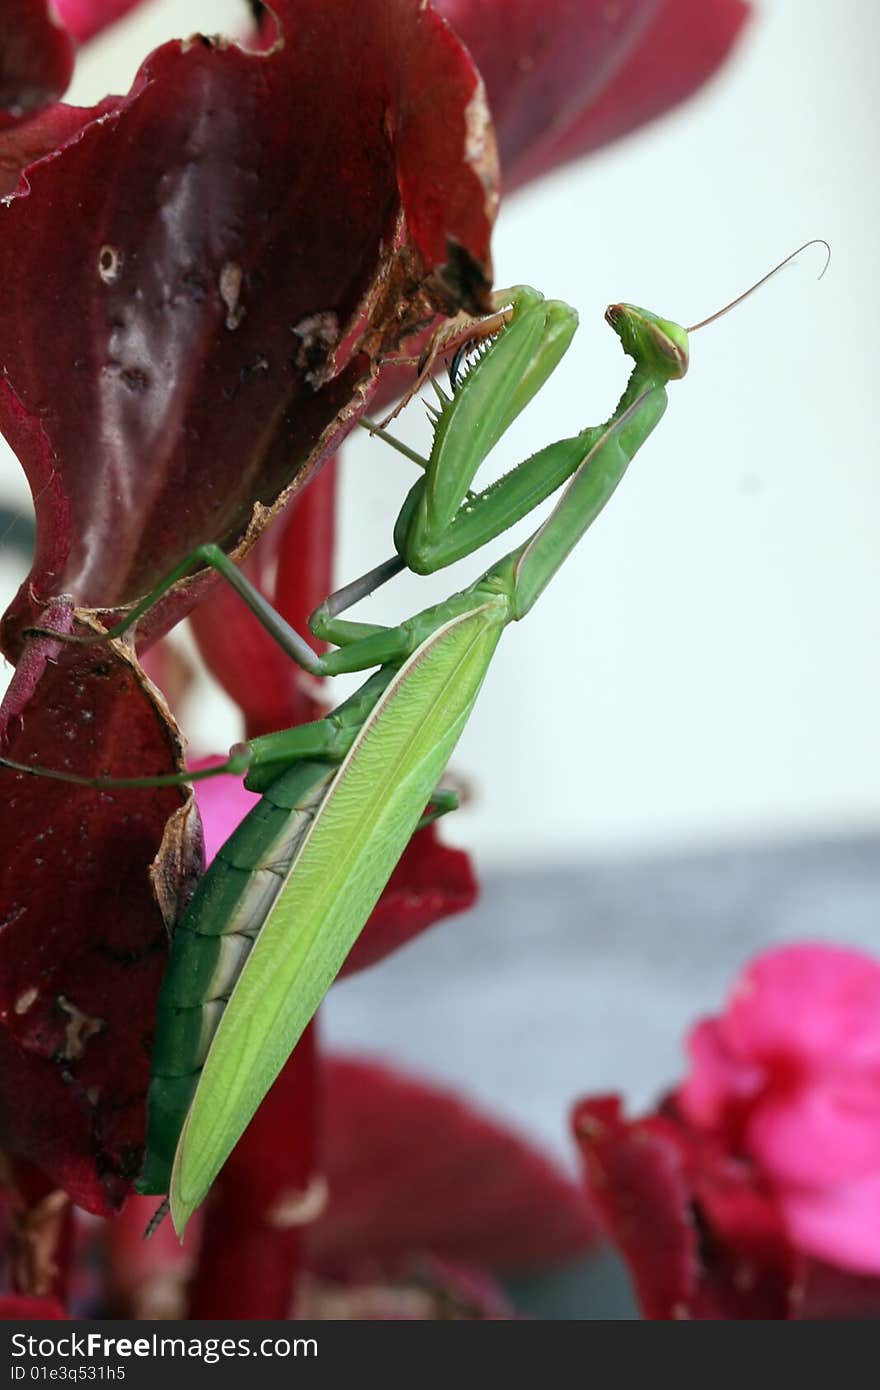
[605,303,689,381]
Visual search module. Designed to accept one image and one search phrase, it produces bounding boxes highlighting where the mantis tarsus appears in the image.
[2,245,827,1236]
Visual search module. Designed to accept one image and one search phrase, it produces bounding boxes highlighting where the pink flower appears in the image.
[53,0,144,44]
[678,945,880,1276]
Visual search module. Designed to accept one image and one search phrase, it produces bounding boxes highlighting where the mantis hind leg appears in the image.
[27,543,420,679]
[0,744,252,792]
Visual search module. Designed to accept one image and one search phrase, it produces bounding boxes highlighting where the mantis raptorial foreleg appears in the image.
[43,287,664,679]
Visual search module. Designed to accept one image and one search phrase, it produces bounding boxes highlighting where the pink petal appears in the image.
[723,945,880,1071]
[782,1172,880,1277]
[193,768,259,866]
[679,1017,764,1129]
[54,0,146,44]
[747,1078,880,1188]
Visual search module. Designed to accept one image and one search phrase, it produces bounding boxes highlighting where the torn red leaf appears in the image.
[307,1057,597,1276]
[0,608,201,1215]
[0,0,497,661]
[0,1,73,130]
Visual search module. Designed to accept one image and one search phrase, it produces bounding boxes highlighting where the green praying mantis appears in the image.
[1,243,827,1237]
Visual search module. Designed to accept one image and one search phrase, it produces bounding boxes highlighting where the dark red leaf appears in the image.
[0,1294,67,1319]
[0,101,116,199]
[297,1254,514,1319]
[307,1057,598,1275]
[794,1259,880,1321]
[1,1163,74,1303]
[574,1095,797,1319]
[340,823,477,977]
[0,0,497,661]
[188,1024,319,1319]
[574,1096,701,1319]
[0,1,73,130]
[0,607,201,1215]
[439,0,750,191]
[104,1192,192,1318]
[437,0,658,186]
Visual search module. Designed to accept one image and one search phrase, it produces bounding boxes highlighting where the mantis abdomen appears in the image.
[167,603,504,1231]
[140,759,335,1195]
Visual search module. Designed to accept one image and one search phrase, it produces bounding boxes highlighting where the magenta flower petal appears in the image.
[192,767,259,866]
[680,1017,764,1129]
[782,1172,880,1278]
[677,944,880,1279]
[723,944,880,1071]
[54,0,146,44]
[748,1078,880,1189]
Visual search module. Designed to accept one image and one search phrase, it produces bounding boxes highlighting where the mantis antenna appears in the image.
[686,238,831,334]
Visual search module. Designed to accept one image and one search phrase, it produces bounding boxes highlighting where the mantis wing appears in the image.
[170,601,505,1234]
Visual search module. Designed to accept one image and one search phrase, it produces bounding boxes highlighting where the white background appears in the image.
[1,0,877,870]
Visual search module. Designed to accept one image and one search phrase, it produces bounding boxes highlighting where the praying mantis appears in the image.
[1,246,827,1237]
